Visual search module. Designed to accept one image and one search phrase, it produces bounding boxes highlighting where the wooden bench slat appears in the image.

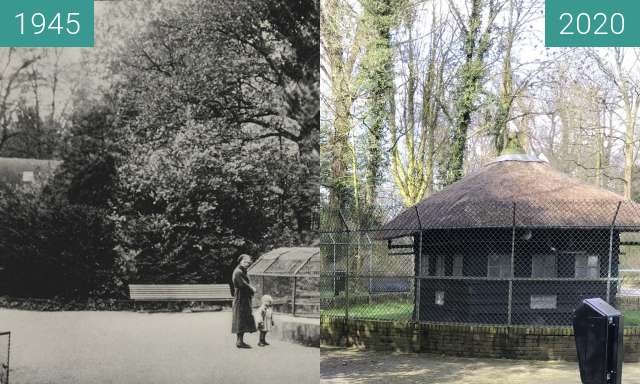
[130,292,230,294]
[129,296,232,298]
[130,292,231,295]
[130,285,226,287]
[129,288,230,291]
[129,284,233,302]
[130,290,231,292]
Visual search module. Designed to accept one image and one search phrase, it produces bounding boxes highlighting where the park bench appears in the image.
[128,284,233,309]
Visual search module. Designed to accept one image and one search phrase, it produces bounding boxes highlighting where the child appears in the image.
[256,294,275,346]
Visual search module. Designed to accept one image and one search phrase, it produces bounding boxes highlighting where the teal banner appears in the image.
[0,0,93,47]
[546,0,640,47]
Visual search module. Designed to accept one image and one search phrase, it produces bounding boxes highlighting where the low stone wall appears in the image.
[321,316,640,362]
[617,296,640,311]
[273,314,320,347]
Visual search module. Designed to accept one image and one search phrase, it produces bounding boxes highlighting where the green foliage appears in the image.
[111,0,319,284]
[0,0,319,302]
[445,0,499,185]
[113,120,303,283]
[359,0,398,205]
[0,99,122,301]
[0,102,61,159]
[47,102,119,208]
[0,185,121,299]
[500,132,526,155]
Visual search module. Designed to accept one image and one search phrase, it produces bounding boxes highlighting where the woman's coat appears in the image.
[231,265,257,334]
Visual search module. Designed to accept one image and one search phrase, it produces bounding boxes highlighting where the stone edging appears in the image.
[320,316,640,362]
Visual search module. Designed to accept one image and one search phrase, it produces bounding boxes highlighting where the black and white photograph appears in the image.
[0,1,320,383]
[320,0,640,383]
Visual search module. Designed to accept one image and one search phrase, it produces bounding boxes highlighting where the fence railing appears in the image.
[320,201,640,326]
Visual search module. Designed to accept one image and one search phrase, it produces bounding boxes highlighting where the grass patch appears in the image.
[624,310,640,326]
[322,302,640,327]
[322,302,413,321]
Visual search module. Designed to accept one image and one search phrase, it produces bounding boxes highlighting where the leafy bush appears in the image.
[0,185,122,300]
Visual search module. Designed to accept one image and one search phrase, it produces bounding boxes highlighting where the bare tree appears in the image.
[391,2,453,206]
[321,0,364,213]
[0,49,41,153]
[592,48,640,199]
[445,0,505,185]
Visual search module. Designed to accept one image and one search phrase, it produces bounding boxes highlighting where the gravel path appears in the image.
[321,347,640,384]
[0,309,318,384]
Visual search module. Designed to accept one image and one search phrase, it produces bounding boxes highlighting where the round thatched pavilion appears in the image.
[382,154,640,326]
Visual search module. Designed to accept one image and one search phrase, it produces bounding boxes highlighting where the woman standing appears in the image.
[231,254,257,348]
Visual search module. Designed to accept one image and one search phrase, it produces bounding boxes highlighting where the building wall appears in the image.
[0,157,61,186]
[416,228,619,325]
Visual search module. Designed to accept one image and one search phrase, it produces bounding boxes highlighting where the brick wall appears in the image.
[616,296,640,311]
[320,316,640,362]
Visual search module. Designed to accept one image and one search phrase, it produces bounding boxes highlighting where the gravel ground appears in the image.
[321,347,640,384]
[0,309,319,384]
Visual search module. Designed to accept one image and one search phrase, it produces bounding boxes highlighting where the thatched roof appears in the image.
[0,157,62,185]
[382,155,640,237]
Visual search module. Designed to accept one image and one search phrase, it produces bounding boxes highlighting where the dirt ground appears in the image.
[321,347,640,384]
[0,309,319,384]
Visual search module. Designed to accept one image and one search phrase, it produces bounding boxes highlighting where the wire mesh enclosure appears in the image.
[248,247,319,317]
[321,201,640,326]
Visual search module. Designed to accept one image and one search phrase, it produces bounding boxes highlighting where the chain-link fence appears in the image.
[321,201,640,326]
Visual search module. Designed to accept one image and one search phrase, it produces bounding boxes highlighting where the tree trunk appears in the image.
[445,0,498,185]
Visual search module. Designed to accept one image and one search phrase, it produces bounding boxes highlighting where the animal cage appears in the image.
[248,247,319,317]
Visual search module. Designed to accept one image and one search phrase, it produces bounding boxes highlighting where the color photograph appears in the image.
[320,0,640,383]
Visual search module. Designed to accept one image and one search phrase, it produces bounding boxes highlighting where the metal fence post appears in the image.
[608,202,622,303]
[417,231,422,322]
[508,202,516,326]
[292,276,297,317]
[339,210,350,324]
[367,233,372,298]
[415,205,423,323]
[345,242,349,324]
[330,233,336,294]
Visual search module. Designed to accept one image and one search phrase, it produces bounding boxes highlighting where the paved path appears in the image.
[321,347,640,384]
[0,309,319,384]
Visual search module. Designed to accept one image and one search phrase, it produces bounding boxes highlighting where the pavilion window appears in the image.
[487,253,511,278]
[530,294,557,309]
[435,255,445,276]
[452,254,463,276]
[22,171,34,183]
[420,254,429,276]
[575,254,599,279]
[531,254,557,278]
